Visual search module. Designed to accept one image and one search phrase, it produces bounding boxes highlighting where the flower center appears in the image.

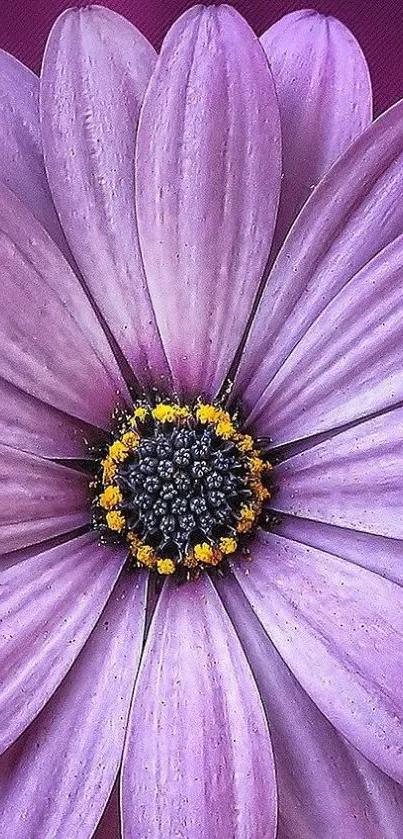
[91,399,271,577]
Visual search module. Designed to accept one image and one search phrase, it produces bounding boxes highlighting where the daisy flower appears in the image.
[1,5,403,838]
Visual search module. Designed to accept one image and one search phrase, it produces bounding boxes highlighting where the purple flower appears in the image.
[0,3,403,837]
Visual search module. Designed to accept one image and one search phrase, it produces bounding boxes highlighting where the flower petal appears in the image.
[135,5,281,399]
[0,446,90,554]
[234,97,403,418]
[248,233,403,444]
[218,570,403,839]
[0,48,71,260]
[0,571,147,839]
[0,532,126,753]
[232,531,403,784]
[274,406,403,539]
[121,575,277,838]
[277,515,403,588]
[0,377,103,459]
[261,10,372,257]
[40,6,170,388]
[0,181,129,428]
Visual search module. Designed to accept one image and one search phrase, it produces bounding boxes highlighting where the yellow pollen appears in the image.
[99,485,122,510]
[136,545,157,567]
[108,440,129,463]
[193,542,222,565]
[219,537,238,555]
[236,505,256,533]
[248,456,266,475]
[129,407,149,428]
[157,558,176,575]
[249,479,271,502]
[127,532,141,554]
[152,403,178,423]
[236,434,254,453]
[216,419,236,439]
[150,403,190,423]
[195,404,221,424]
[106,510,125,532]
[175,406,191,420]
[102,456,117,483]
[121,430,140,449]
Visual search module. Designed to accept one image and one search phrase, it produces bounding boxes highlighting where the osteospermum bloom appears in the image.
[1,3,403,837]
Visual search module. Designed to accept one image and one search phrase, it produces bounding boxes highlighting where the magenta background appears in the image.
[0,0,402,116]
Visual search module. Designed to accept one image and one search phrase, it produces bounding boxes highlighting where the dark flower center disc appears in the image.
[91,400,271,577]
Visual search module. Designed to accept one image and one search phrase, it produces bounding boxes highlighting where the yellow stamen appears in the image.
[102,456,117,483]
[193,542,222,565]
[99,485,122,510]
[151,403,190,423]
[236,434,254,453]
[121,430,140,449]
[106,510,125,532]
[129,406,149,425]
[236,505,256,533]
[195,404,221,424]
[249,479,271,502]
[157,558,176,575]
[127,532,141,553]
[248,456,265,475]
[152,403,178,423]
[175,406,191,420]
[108,440,129,463]
[219,536,238,555]
[136,544,157,568]
[216,419,236,439]
[182,551,197,569]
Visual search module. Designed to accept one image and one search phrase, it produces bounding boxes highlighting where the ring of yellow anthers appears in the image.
[93,399,271,576]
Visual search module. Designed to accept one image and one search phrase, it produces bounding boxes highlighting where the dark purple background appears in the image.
[0,0,402,116]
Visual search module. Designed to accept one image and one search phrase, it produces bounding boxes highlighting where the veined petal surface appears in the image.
[232,532,403,784]
[247,234,403,444]
[122,574,277,838]
[0,48,71,259]
[0,533,126,753]
[0,571,147,839]
[274,406,403,538]
[41,6,171,388]
[276,515,403,587]
[0,377,101,459]
[135,4,281,399]
[0,446,90,554]
[0,181,129,428]
[218,571,403,839]
[261,10,372,256]
[234,98,403,424]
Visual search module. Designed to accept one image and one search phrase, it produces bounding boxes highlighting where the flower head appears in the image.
[1,4,403,839]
